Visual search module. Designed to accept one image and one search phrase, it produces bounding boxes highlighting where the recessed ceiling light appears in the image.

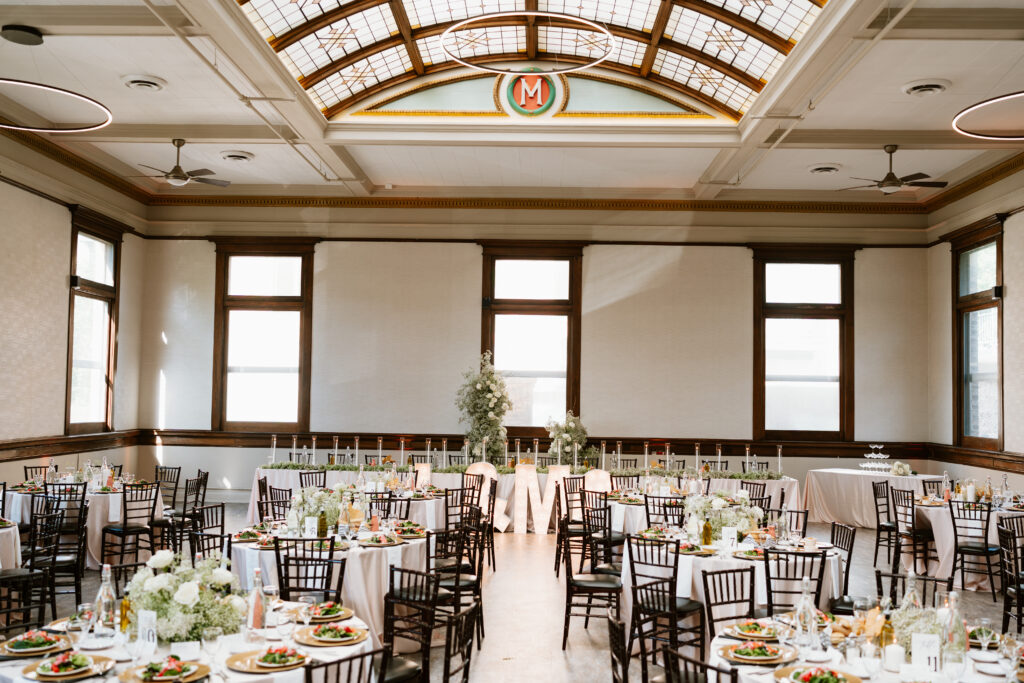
[122,75,167,92]
[901,79,951,98]
[1,25,43,46]
[807,163,841,175]
[220,150,254,162]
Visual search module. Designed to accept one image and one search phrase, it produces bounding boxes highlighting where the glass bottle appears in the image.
[778,503,789,540]
[942,471,951,497]
[356,464,366,492]
[317,509,327,537]
[942,591,968,657]
[246,568,268,642]
[1001,474,1011,498]
[701,518,713,546]
[46,461,57,484]
[92,564,118,639]
[901,566,922,610]
[119,594,130,632]
[985,476,994,501]
[794,576,818,650]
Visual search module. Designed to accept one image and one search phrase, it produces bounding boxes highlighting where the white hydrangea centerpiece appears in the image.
[683,492,763,541]
[890,461,912,476]
[455,351,511,463]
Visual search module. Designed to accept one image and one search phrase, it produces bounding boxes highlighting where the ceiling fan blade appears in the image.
[186,168,215,177]
[192,176,231,187]
[138,164,169,174]
[837,185,878,191]
[125,175,165,178]
[849,177,882,183]
[906,181,948,188]
[900,172,930,182]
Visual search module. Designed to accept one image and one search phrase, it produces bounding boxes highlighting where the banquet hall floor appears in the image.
[59,507,1006,682]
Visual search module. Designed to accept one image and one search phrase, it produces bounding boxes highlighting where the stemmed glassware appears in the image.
[298,596,315,629]
[977,617,996,651]
[997,635,1019,682]
[201,627,223,678]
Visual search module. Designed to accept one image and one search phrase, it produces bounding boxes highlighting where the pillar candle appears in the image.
[716,443,722,468]
[694,443,700,471]
[616,441,622,470]
[504,439,509,467]
[777,445,783,473]
[600,441,606,471]
[399,437,405,465]
[354,436,360,464]
[643,441,649,469]
[270,434,277,464]
[332,436,339,465]
[378,437,383,462]
[573,443,578,469]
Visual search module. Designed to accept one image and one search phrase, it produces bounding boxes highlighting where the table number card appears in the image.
[303,516,318,538]
[911,633,940,672]
[721,527,737,549]
[139,609,157,659]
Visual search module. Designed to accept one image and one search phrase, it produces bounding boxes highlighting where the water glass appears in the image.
[298,596,316,627]
[998,636,1019,682]
[201,627,223,668]
[977,617,995,650]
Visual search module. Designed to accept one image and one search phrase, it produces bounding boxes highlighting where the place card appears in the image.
[721,527,737,548]
[911,633,940,672]
[303,517,318,537]
[138,610,158,660]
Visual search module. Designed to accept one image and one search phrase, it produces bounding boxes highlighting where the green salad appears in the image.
[258,647,304,666]
[733,641,779,658]
[312,623,359,640]
[8,630,59,650]
[38,652,91,675]
[791,668,847,683]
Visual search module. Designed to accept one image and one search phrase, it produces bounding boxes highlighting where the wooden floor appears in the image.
[61,506,1009,682]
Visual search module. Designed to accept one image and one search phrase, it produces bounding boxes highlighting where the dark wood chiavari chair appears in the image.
[303,647,384,683]
[617,458,638,469]
[0,481,5,518]
[273,538,345,604]
[829,522,857,615]
[447,454,466,467]
[702,460,727,472]
[643,495,685,528]
[553,481,586,578]
[765,507,808,536]
[607,609,629,683]
[739,480,766,499]
[611,475,638,491]
[190,531,232,563]
[388,497,411,520]
[583,505,622,576]
[455,507,487,646]
[536,456,557,467]
[998,523,1024,634]
[482,478,498,569]
[45,483,89,604]
[874,570,952,609]
[23,466,47,482]
[19,492,58,541]
[872,480,898,567]
[257,476,269,502]
[365,492,392,520]
[662,645,738,683]
[444,488,471,530]
[299,470,327,489]
[741,461,769,473]
[191,503,225,535]
[22,510,64,619]
[155,475,204,552]
[701,567,757,638]
[442,604,478,682]
[949,500,1000,601]
[462,473,484,508]
[891,488,936,574]
[101,482,159,586]
[922,479,951,498]
[258,498,291,522]
[763,549,827,616]
[559,516,621,650]
[409,454,431,465]
[632,579,682,682]
[196,469,209,507]
[154,465,181,514]
[381,567,439,682]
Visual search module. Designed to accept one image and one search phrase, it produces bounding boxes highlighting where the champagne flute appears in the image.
[998,635,1019,683]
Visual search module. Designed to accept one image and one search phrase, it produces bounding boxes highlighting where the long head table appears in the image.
[804,468,943,529]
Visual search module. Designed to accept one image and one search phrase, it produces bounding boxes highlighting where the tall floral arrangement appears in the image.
[683,492,763,540]
[290,486,342,523]
[455,351,511,463]
[125,551,245,643]
[546,411,597,465]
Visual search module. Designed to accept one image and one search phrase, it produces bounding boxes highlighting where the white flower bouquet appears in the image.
[125,553,245,643]
[683,493,763,540]
[890,461,912,476]
[290,486,343,523]
[545,411,596,465]
[455,351,511,463]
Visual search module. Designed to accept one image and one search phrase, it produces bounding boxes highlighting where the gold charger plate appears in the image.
[619,500,645,506]
[726,624,780,642]
[358,538,404,548]
[23,654,115,681]
[293,626,369,648]
[4,635,73,656]
[225,651,308,674]
[303,606,355,623]
[717,644,797,666]
[119,662,210,683]
[677,549,714,557]
[733,551,765,561]
[774,666,861,683]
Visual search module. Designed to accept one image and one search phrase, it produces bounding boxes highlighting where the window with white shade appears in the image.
[482,247,582,430]
[754,249,853,440]
[213,244,315,431]
[67,227,120,434]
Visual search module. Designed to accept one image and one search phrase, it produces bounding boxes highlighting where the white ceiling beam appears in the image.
[0,6,203,37]
[857,9,1024,41]
[771,129,1024,151]
[69,124,291,144]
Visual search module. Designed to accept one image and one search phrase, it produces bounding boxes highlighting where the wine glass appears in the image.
[298,596,315,628]
[275,614,296,643]
[201,626,223,673]
[977,617,995,651]
[998,635,1019,682]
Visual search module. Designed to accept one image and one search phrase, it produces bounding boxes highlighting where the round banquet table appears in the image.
[706,634,997,682]
[610,500,649,535]
[5,489,164,569]
[620,542,841,642]
[804,468,944,528]
[231,533,427,650]
[0,524,21,569]
[902,501,1020,591]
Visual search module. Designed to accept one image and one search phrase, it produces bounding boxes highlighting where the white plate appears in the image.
[136,664,198,681]
[76,636,117,651]
[975,662,1007,676]
[6,640,60,653]
[254,656,306,668]
[803,650,832,663]
[731,650,780,661]
[970,650,999,663]
[36,657,93,678]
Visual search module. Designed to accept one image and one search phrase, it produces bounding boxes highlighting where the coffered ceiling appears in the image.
[0,0,1021,211]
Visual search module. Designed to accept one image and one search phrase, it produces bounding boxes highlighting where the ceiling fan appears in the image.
[135,138,230,187]
[839,144,948,194]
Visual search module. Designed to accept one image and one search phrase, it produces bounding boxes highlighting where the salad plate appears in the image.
[33,653,94,678]
[4,631,66,654]
[774,666,860,683]
[309,601,354,622]
[293,624,369,647]
[719,642,796,665]
[23,655,113,682]
[727,620,779,641]
[134,656,204,682]
[733,548,765,560]
[359,535,403,547]
[226,648,307,672]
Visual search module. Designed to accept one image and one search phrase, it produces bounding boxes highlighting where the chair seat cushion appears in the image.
[102,524,150,534]
[439,574,479,589]
[569,573,622,590]
[383,653,423,683]
[435,557,474,574]
[675,597,703,615]
[958,542,998,554]
[149,519,174,528]
[830,596,856,615]
[0,568,42,580]
[590,531,626,546]
[878,521,897,531]
[593,562,622,576]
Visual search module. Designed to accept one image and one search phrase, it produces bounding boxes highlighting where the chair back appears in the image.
[749,496,771,521]
[618,458,637,469]
[447,454,466,466]
[462,473,484,508]
[998,524,1022,601]
[643,495,685,528]
[701,567,755,638]
[190,531,232,562]
[191,503,225,535]
[608,610,629,683]
[44,482,87,526]
[739,480,766,499]
[662,646,738,683]
[442,604,478,682]
[444,488,471,529]
[27,510,64,571]
[366,492,392,519]
[765,508,808,536]
[949,500,993,548]
[702,460,728,471]
[830,522,857,597]
[582,505,614,568]
[632,578,678,675]
[999,514,1024,539]
[582,489,608,511]
[389,497,411,520]
[922,479,949,498]
[872,480,892,527]
[384,567,439,651]
[610,475,638,492]
[741,461,769,473]
[485,478,497,522]
[273,538,344,604]
[303,647,383,683]
[626,534,679,588]
[0,572,45,637]
[154,466,181,511]
[0,481,5,518]
[257,477,269,502]
[891,488,917,535]
[122,483,160,526]
[563,475,585,521]
[874,570,952,607]
[269,486,292,501]
[180,477,204,514]
[24,465,47,482]
[257,498,291,521]
[763,549,826,615]
[426,527,466,582]
[299,470,326,489]
[536,456,557,467]
[410,454,430,465]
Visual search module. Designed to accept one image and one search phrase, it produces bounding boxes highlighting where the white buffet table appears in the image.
[804,468,943,528]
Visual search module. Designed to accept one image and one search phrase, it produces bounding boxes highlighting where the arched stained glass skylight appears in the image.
[238,0,825,118]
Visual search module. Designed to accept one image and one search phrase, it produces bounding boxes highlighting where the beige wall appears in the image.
[0,182,70,440]
[926,243,953,445]
[114,234,144,431]
[1004,212,1024,453]
[854,249,928,442]
[580,245,753,438]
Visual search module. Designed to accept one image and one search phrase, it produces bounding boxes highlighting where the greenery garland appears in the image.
[262,462,787,479]
[455,351,511,464]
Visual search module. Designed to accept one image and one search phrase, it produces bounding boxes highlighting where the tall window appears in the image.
[953,220,1002,449]
[212,239,316,431]
[66,209,122,434]
[753,248,854,441]
[481,244,582,431]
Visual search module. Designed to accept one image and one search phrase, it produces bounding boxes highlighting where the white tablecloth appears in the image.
[6,490,163,570]
[804,469,943,528]
[610,502,648,535]
[232,534,427,650]
[0,525,21,569]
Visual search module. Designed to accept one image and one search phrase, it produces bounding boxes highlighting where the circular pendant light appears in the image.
[0,78,113,133]
[951,90,1024,141]
[439,11,615,76]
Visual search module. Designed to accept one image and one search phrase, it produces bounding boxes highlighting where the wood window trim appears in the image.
[952,220,1004,452]
[65,220,122,436]
[752,246,856,442]
[479,242,583,438]
[210,238,318,433]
